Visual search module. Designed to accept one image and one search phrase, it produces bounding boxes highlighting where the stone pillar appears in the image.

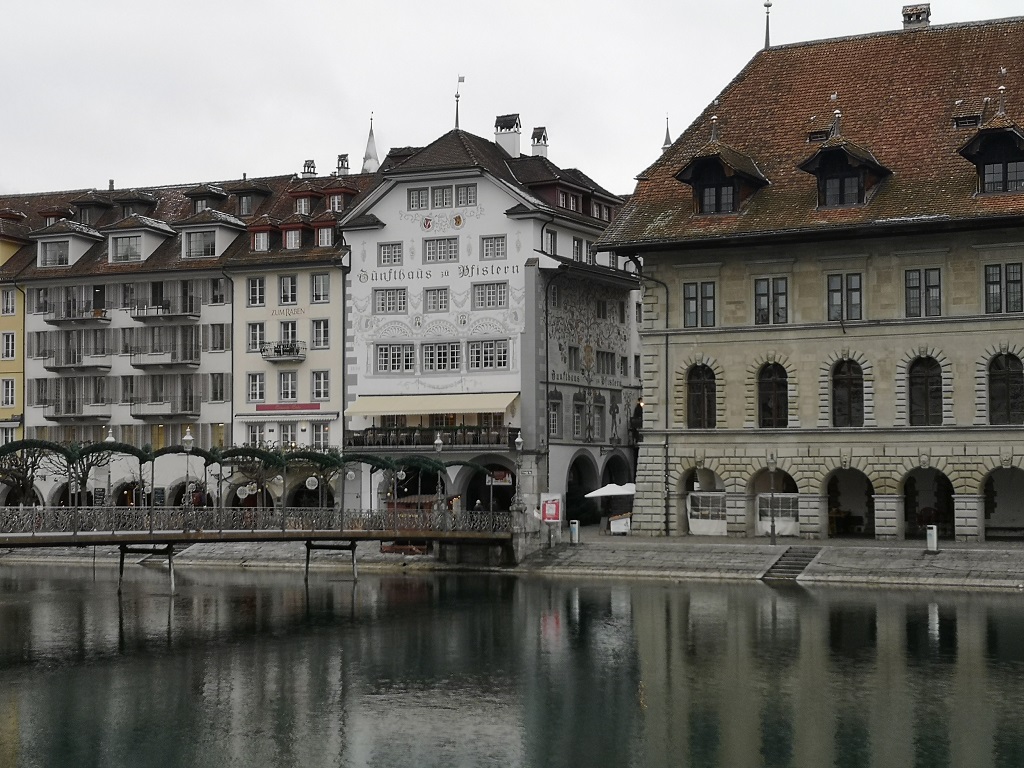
[633,441,668,536]
[726,493,752,537]
[873,494,903,540]
[954,494,984,542]
[799,495,827,540]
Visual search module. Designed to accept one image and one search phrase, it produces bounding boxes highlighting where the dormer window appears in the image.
[239,194,253,216]
[41,241,69,267]
[194,199,209,214]
[676,146,768,216]
[186,231,215,259]
[44,216,57,227]
[985,160,1024,192]
[698,165,737,213]
[328,194,344,212]
[112,236,141,262]
[285,229,301,250]
[317,227,334,247]
[78,209,91,226]
[820,155,864,206]
[253,231,269,252]
[958,123,1024,195]
[799,139,890,209]
[295,197,311,215]
[122,205,134,218]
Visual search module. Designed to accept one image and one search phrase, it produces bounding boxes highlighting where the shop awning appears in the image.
[344,392,519,417]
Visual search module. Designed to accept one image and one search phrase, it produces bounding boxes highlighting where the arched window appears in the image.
[758,363,788,428]
[687,365,716,428]
[832,360,864,427]
[989,353,1024,425]
[908,357,942,426]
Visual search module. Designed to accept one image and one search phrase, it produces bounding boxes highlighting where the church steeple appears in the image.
[361,114,380,174]
[662,116,672,152]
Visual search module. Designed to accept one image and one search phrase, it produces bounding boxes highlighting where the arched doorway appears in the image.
[601,455,632,485]
[2,485,42,507]
[464,463,514,513]
[566,455,600,524]
[230,485,275,509]
[683,467,726,536]
[751,467,799,537]
[55,484,94,507]
[983,467,1024,538]
[288,480,337,509]
[903,468,954,539]
[114,481,149,507]
[825,469,875,538]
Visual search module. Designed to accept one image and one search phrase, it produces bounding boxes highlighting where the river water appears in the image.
[1,563,1024,768]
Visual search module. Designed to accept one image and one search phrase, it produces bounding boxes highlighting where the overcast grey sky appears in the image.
[1,0,1020,198]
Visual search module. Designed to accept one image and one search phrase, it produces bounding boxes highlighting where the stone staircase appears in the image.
[761,546,821,581]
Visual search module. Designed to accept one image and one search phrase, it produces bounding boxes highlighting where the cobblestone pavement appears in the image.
[4,525,1024,590]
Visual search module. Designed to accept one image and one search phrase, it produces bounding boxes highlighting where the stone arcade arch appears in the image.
[681,466,727,536]
[565,452,600,525]
[823,468,876,538]
[982,467,1024,538]
[601,454,632,485]
[750,466,799,537]
[903,468,954,539]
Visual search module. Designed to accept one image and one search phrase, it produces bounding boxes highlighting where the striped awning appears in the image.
[344,392,519,417]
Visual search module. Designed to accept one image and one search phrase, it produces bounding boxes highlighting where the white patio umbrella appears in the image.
[585,482,637,498]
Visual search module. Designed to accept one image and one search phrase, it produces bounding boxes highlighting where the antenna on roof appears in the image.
[710,115,719,143]
[455,75,465,129]
[662,115,672,152]
[832,109,842,137]
[764,0,772,50]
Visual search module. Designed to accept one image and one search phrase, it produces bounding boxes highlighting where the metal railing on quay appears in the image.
[0,505,514,536]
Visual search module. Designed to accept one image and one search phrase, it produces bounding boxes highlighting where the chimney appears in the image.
[109,179,115,191]
[902,4,930,29]
[494,113,521,158]
[531,127,548,158]
[336,154,350,176]
[301,159,316,178]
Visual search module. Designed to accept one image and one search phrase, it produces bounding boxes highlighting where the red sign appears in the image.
[541,494,562,523]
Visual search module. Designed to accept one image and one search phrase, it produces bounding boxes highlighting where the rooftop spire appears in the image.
[455,75,465,129]
[361,113,379,174]
[662,115,672,152]
[764,0,772,50]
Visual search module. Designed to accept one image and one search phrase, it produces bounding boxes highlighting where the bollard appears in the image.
[569,519,580,545]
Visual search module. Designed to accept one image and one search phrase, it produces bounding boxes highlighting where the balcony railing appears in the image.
[347,425,513,450]
[129,297,201,321]
[260,341,307,363]
[42,399,112,421]
[43,303,111,325]
[129,346,201,369]
[42,350,112,371]
[129,397,201,420]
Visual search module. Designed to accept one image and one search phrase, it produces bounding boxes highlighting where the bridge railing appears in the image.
[0,506,513,536]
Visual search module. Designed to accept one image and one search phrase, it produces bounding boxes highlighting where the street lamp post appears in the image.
[510,430,525,531]
[182,427,194,530]
[434,432,445,530]
[104,427,115,508]
[767,450,777,546]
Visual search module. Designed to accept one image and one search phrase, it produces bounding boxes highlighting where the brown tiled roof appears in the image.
[100,214,176,235]
[601,16,1024,250]
[183,183,228,199]
[174,209,245,228]
[388,129,517,183]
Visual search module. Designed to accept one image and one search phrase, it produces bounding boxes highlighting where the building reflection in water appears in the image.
[1,565,1024,767]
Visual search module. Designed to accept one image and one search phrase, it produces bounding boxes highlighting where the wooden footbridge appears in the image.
[0,505,514,591]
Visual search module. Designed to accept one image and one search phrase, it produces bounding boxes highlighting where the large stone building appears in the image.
[340,115,641,520]
[601,8,1024,541]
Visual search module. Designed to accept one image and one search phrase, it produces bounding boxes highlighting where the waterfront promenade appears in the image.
[6,525,1024,590]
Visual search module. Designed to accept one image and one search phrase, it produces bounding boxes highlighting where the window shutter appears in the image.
[201,324,209,351]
